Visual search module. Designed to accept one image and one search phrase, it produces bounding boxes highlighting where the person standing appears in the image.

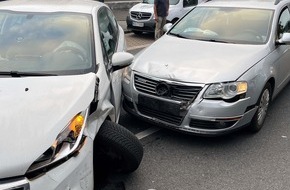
[154,0,169,40]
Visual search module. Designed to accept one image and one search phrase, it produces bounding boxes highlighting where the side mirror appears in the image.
[277,33,290,45]
[163,23,173,33]
[112,52,134,71]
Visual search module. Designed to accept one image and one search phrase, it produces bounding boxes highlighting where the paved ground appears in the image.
[111,9,129,32]
[110,8,155,50]
[105,0,140,10]
[126,32,155,50]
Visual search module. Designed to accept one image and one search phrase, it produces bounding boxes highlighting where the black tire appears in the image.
[93,120,143,175]
[249,82,272,132]
[132,30,143,35]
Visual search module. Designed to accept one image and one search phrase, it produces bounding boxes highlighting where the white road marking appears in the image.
[135,127,161,140]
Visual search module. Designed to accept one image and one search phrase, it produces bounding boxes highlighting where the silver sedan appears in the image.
[122,0,290,136]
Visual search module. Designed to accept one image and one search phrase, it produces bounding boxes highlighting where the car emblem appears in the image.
[137,12,142,19]
[155,82,170,96]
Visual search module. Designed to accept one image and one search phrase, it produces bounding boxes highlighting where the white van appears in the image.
[126,0,202,34]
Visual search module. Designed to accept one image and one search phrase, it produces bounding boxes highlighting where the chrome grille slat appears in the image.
[135,75,157,84]
[134,74,202,102]
[135,84,156,94]
[135,82,156,89]
[131,11,152,20]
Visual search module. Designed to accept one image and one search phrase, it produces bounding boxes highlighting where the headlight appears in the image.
[123,66,132,82]
[203,81,247,100]
[26,109,88,176]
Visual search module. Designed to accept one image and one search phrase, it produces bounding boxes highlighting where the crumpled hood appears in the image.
[0,73,95,178]
[130,3,154,13]
[132,35,270,84]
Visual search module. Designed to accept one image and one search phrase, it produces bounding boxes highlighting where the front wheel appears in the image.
[93,120,143,175]
[249,83,272,132]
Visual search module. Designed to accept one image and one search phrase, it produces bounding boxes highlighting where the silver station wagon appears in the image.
[122,0,290,136]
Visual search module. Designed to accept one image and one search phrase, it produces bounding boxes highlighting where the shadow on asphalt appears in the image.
[95,172,126,190]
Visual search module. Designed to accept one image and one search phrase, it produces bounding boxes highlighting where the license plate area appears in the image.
[138,95,181,116]
[132,22,144,27]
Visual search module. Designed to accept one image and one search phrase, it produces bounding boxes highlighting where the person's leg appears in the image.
[155,17,163,40]
[161,17,167,31]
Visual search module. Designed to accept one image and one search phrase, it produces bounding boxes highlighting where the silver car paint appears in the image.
[132,35,270,84]
[122,0,290,135]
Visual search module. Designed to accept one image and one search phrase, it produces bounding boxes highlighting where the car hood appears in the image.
[0,73,95,178]
[130,3,154,13]
[132,35,270,84]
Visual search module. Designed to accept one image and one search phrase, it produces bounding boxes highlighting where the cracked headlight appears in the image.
[204,81,247,100]
[26,109,88,176]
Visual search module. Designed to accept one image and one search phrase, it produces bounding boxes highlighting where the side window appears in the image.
[183,0,198,8]
[277,7,290,39]
[98,7,118,58]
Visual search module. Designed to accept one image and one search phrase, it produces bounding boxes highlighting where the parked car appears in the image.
[127,0,202,34]
[122,0,290,136]
[0,0,143,189]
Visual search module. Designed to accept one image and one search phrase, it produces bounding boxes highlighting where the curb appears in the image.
[106,1,140,10]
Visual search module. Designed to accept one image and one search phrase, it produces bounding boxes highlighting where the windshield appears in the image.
[0,11,94,75]
[143,0,180,5]
[169,7,273,44]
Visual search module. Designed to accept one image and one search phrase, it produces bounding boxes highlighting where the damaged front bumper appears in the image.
[0,137,94,190]
[122,73,257,136]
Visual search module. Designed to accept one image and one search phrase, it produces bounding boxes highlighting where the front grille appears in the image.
[130,11,152,20]
[134,74,202,102]
[189,119,237,130]
[0,178,30,190]
[137,104,183,125]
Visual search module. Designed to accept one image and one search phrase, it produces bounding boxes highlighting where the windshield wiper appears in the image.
[169,32,187,39]
[0,71,57,77]
[195,38,231,43]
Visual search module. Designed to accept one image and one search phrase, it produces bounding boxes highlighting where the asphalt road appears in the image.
[95,31,290,190]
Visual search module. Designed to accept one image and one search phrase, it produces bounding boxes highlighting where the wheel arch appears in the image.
[267,77,275,100]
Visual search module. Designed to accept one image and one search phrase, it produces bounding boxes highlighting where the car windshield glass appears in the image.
[143,0,180,5]
[143,0,154,4]
[0,11,94,75]
[169,7,273,44]
[169,0,180,5]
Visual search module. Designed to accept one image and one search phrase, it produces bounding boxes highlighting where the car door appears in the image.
[275,7,290,92]
[98,7,123,121]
